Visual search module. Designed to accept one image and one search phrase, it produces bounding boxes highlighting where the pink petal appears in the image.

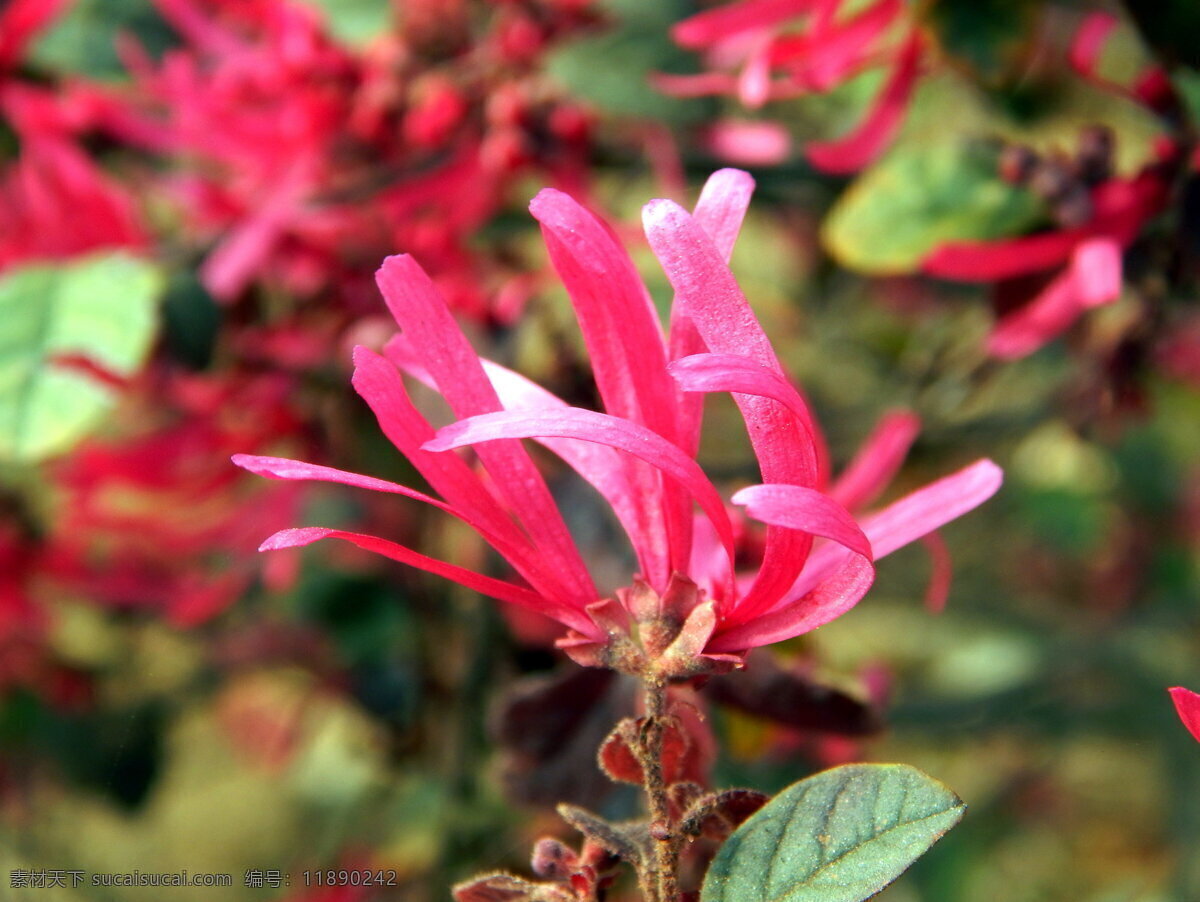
[669,168,759,457]
[923,230,1081,281]
[0,0,72,69]
[1169,687,1200,744]
[261,527,597,637]
[693,168,757,258]
[423,407,737,578]
[152,0,244,55]
[351,346,582,607]
[644,198,818,618]
[777,0,902,91]
[1073,238,1122,308]
[386,335,662,585]
[230,451,579,613]
[987,239,1121,360]
[830,410,920,510]
[860,459,1003,559]
[530,189,688,585]
[805,33,922,174]
[650,72,740,99]
[672,0,814,50]
[702,120,793,167]
[375,255,595,604]
[731,484,873,561]
[232,454,451,506]
[737,37,775,109]
[669,353,821,484]
[1068,12,1118,79]
[920,531,951,613]
[706,552,875,651]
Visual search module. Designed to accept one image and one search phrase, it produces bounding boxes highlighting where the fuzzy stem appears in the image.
[640,676,679,902]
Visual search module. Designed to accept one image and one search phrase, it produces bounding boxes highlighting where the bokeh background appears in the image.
[2,0,1199,900]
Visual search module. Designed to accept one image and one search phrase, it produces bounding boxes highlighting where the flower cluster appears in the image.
[657,0,924,172]
[81,0,596,319]
[238,171,1001,676]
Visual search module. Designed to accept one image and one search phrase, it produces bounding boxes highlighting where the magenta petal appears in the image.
[530,188,688,585]
[232,454,446,506]
[693,168,756,260]
[352,346,583,607]
[1068,12,1119,80]
[829,410,920,510]
[669,353,820,485]
[375,255,595,603]
[651,71,740,98]
[731,484,873,561]
[672,0,813,50]
[986,240,1121,360]
[644,198,818,617]
[804,33,922,174]
[1169,687,1200,744]
[1073,238,1122,308]
[702,120,792,166]
[388,337,668,587]
[861,459,1003,559]
[923,229,1081,281]
[920,531,952,613]
[670,168,759,457]
[423,407,737,576]
[260,527,596,637]
[707,553,875,652]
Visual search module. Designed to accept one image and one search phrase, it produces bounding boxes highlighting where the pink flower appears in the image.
[235,171,1001,675]
[1170,687,1200,744]
[658,0,923,173]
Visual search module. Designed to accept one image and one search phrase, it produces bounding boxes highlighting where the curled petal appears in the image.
[707,553,875,652]
[645,198,818,617]
[260,527,596,637]
[731,484,873,561]
[671,167,760,458]
[670,353,822,485]
[423,408,737,577]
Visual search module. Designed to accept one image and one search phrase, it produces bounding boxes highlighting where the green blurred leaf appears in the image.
[0,253,163,462]
[822,140,1043,275]
[701,763,965,902]
[546,0,713,124]
[300,0,392,48]
[30,0,177,80]
[924,0,1037,83]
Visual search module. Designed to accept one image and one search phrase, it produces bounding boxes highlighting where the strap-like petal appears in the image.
[260,527,596,636]
[424,407,737,579]
[375,256,595,604]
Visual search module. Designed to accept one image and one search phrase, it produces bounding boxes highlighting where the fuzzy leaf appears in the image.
[0,253,162,462]
[700,764,965,902]
[822,140,1043,275]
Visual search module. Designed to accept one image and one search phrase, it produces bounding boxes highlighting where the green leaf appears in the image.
[700,763,966,902]
[0,253,163,462]
[546,0,714,124]
[299,0,392,48]
[821,139,1043,275]
[29,0,178,80]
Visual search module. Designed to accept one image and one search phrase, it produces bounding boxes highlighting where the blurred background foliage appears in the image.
[1,0,1199,900]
